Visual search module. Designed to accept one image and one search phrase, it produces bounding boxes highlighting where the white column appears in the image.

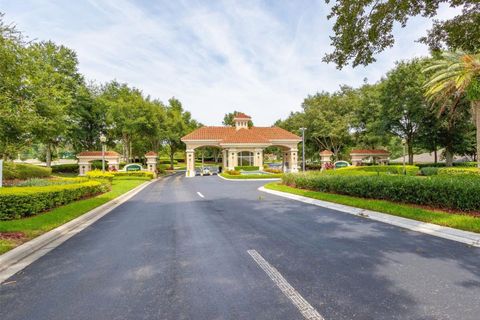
[228,149,237,170]
[222,149,227,171]
[186,149,195,177]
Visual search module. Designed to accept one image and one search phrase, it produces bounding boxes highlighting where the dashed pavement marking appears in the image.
[247,249,324,320]
[197,192,205,198]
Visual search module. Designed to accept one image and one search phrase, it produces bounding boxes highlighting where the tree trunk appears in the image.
[445,149,454,167]
[434,147,438,164]
[408,142,414,165]
[46,143,52,167]
[474,101,480,169]
[169,145,175,170]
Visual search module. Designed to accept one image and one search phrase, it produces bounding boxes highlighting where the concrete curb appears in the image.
[0,179,156,284]
[259,186,480,248]
[218,174,281,182]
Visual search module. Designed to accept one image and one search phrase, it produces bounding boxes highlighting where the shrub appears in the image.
[86,170,114,181]
[264,168,283,174]
[3,162,52,180]
[158,159,177,165]
[282,173,480,211]
[0,180,110,220]
[112,171,154,179]
[225,170,241,175]
[51,164,78,173]
[13,177,86,187]
[420,167,439,176]
[438,167,480,176]
[306,163,323,171]
[329,165,419,176]
[234,166,259,171]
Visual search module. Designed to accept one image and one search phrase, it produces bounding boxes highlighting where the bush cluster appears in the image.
[264,168,283,174]
[234,166,259,171]
[3,162,52,180]
[112,171,154,179]
[282,173,480,211]
[325,165,419,176]
[420,167,439,176]
[438,167,480,176]
[0,180,110,220]
[86,170,114,181]
[225,170,241,175]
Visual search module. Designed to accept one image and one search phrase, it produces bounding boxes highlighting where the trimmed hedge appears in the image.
[234,166,260,171]
[112,171,154,179]
[282,173,480,211]
[0,180,110,220]
[86,170,114,181]
[51,164,78,173]
[3,162,52,180]
[438,167,480,176]
[420,167,439,176]
[327,165,419,176]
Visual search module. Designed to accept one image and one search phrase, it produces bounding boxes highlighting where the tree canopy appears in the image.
[324,0,479,68]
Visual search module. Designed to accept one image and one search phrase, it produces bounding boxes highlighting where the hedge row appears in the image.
[419,167,480,176]
[112,171,154,179]
[234,166,260,171]
[326,165,419,176]
[51,164,78,173]
[282,173,480,211]
[416,162,478,168]
[3,162,52,180]
[0,180,110,220]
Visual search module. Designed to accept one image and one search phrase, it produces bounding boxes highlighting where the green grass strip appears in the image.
[264,182,480,234]
[0,179,147,254]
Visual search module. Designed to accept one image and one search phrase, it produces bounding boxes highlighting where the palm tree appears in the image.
[424,51,480,167]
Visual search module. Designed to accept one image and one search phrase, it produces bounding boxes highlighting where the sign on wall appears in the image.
[124,163,142,171]
[334,161,350,169]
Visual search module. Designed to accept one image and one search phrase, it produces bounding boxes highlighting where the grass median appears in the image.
[264,182,480,234]
[0,178,148,254]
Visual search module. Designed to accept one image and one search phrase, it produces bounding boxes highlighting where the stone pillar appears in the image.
[145,152,158,175]
[186,149,195,177]
[254,148,263,169]
[288,149,299,173]
[78,161,91,176]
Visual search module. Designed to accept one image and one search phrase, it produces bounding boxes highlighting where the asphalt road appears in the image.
[1,174,480,320]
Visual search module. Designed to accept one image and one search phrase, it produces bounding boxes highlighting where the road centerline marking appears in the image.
[247,250,324,320]
[197,192,205,198]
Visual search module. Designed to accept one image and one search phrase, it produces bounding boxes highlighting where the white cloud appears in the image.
[0,0,462,126]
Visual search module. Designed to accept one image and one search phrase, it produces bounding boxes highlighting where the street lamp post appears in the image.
[299,127,307,172]
[401,138,407,175]
[100,134,107,173]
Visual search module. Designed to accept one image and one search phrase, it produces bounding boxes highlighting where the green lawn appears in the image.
[264,182,480,234]
[220,173,283,179]
[0,179,147,254]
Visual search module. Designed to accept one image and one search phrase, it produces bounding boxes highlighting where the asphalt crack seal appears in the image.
[247,249,324,320]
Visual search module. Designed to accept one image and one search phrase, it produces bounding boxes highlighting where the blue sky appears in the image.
[0,0,460,126]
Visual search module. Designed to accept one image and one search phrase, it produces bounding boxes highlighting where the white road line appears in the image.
[197,192,205,198]
[247,250,324,320]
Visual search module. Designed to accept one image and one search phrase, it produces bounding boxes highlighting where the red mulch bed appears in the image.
[0,232,26,240]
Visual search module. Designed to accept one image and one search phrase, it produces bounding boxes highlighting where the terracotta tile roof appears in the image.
[350,149,389,155]
[181,126,301,144]
[233,112,251,119]
[145,151,158,156]
[320,150,334,155]
[221,128,270,143]
[77,151,120,157]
